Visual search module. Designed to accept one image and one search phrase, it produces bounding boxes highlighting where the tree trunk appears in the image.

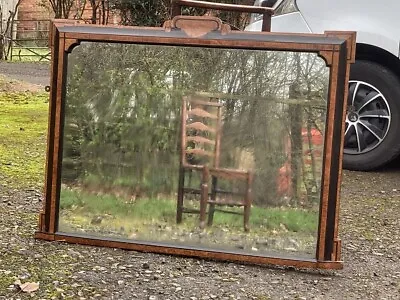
[288,83,303,204]
[90,0,98,24]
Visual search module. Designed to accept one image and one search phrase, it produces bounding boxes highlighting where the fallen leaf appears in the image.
[19,282,40,293]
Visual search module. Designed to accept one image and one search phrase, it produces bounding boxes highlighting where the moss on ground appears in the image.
[0,92,48,189]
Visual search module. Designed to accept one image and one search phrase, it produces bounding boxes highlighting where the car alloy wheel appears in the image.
[344,80,391,155]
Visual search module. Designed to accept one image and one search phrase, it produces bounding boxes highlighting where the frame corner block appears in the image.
[318,50,334,67]
[324,31,357,63]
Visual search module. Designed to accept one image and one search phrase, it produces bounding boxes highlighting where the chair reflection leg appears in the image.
[199,167,209,229]
[176,166,185,224]
[244,205,250,232]
[207,176,217,226]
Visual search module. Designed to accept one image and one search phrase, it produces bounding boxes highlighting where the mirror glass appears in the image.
[58,42,329,259]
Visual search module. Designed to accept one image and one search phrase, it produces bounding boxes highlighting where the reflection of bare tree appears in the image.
[284,53,328,206]
[48,0,74,19]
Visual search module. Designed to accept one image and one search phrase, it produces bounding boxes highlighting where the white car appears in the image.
[247,0,400,171]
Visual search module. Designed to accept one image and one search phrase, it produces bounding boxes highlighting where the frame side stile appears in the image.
[332,41,354,262]
[326,32,357,262]
[36,21,60,236]
[315,48,341,262]
[322,42,348,262]
[326,43,347,261]
[48,33,68,234]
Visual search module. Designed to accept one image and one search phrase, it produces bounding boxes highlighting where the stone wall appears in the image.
[18,0,52,20]
[14,0,50,44]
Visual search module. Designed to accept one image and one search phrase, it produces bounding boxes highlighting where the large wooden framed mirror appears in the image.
[36,18,355,270]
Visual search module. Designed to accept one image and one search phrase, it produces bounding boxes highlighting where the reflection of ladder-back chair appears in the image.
[176,95,254,231]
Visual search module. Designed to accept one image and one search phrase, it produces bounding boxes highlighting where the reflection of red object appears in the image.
[276,128,323,196]
[302,128,323,145]
[277,161,292,196]
[302,128,323,165]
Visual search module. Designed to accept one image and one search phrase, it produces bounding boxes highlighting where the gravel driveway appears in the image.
[0,61,50,86]
[1,170,399,299]
[0,63,399,299]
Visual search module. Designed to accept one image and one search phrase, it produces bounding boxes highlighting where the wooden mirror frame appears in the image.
[35,17,356,270]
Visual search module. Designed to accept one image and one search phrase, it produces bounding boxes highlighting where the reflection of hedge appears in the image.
[61,43,328,206]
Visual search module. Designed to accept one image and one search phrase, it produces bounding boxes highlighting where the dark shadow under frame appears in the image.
[35,16,356,270]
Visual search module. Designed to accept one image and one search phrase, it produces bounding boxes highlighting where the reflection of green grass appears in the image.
[60,188,318,234]
[213,207,318,233]
[60,189,176,221]
[0,92,48,188]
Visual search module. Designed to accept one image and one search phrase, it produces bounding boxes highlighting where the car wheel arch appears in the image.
[355,43,400,79]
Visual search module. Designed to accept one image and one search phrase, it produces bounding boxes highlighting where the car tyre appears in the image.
[343,60,400,171]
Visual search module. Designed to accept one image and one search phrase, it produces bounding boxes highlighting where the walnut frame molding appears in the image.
[35,18,356,270]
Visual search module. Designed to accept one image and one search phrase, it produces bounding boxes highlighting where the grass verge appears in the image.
[0,92,48,189]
